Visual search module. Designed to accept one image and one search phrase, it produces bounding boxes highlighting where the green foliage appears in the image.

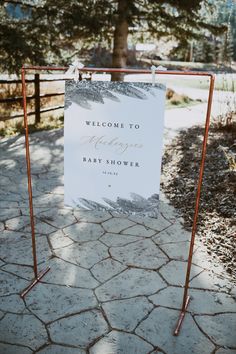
[171,0,236,64]
[0,0,226,73]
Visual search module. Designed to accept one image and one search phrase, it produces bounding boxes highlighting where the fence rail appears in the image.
[0,74,76,123]
[0,92,64,104]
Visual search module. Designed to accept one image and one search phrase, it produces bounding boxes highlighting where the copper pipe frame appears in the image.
[20,67,50,298]
[20,66,215,329]
[174,73,215,335]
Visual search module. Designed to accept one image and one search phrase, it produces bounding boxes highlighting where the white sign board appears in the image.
[64,81,166,218]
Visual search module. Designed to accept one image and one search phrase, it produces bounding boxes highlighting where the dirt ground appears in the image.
[161,121,236,281]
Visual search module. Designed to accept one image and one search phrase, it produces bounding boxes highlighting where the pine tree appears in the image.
[206,0,236,64]
[222,27,234,64]
[0,0,226,77]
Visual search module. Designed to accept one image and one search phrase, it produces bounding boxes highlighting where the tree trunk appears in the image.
[111,0,129,81]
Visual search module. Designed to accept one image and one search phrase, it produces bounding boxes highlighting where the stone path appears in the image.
[0,129,235,354]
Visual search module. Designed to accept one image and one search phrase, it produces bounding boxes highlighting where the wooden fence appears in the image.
[0,74,71,123]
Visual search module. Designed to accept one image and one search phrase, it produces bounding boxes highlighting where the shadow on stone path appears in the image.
[0,129,235,354]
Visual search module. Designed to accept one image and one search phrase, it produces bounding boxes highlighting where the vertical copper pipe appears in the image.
[174,74,215,335]
[21,67,38,278]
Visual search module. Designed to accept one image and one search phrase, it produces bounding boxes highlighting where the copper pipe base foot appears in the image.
[20,266,50,298]
[173,295,191,336]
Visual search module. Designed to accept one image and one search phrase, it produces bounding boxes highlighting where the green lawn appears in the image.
[141,59,236,91]
[150,75,235,91]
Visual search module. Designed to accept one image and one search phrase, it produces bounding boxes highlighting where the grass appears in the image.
[0,89,202,138]
[151,75,235,92]
[0,95,201,138]
[0,115,64,138]
[140,59,236,91]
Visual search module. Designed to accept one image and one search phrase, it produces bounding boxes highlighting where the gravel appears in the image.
[161,124,236,280]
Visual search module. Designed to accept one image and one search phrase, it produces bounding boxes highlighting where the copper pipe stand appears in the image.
[20,266,50,298]
[173,295,191,336]
[20,65,215,334]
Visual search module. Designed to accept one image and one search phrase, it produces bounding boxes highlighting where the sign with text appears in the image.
[64,81,166,218]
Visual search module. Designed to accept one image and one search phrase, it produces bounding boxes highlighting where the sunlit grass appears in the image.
[0,115,64,137]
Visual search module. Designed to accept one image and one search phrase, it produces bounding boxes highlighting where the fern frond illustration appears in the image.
[77,193,160,218]
[65,81,166,110]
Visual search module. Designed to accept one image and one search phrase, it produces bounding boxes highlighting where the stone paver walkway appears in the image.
[0,129,235,354]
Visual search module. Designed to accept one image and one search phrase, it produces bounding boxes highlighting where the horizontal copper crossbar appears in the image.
[23,65,215,78]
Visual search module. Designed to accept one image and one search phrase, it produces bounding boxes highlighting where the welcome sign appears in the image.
[64,81,166,218]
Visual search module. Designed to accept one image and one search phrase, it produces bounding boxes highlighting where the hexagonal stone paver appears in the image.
[102,297,153,331]
[1,264,34,280]
[110,239,168,269]
[89,330,153,354]
[110,211,133,218]
[35,179,63,195]
[0,294,25,313]
[29,194,63,208]
[149,285,236,315]
[192,247,226,274]
[0,190,22,202]
[5,216,30,231]
[231,286,236,297]
[0,200,18,209]
[63,222,104,242]
[95,268,166,301]
[102,218,135,233]
[0,174,11,185]
[0,271,28,296]
[189,290,236,315]
[153,222,191,244]
[195,313,236,347]
[129,213,171,232]
[20,206,52,217]
[0,229,24,242]
[149,286,184,310]
[135,308,215,354]
[121,224,156,237]
[48,310,108,347]
[22,219,57,235]
[0,313,48,350]
[216,349,236,354]
[0,343,33,354]
[91,259,126,283]
[8,181,39,199]
[43,258,99,289]
[25,283,97,323]
[37,208,76,228]
[0,222,4,232]
[159,260,202,286]
[100,232,141,247]
[0,236,51,266]
[37,345,86,354]
[49,230,74,249]
[159,200,180,223]
[0,208,20,222]
[74,209,112,223]
[55,241,109,269]
[159,241,190,261]
[190,270,233,292]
